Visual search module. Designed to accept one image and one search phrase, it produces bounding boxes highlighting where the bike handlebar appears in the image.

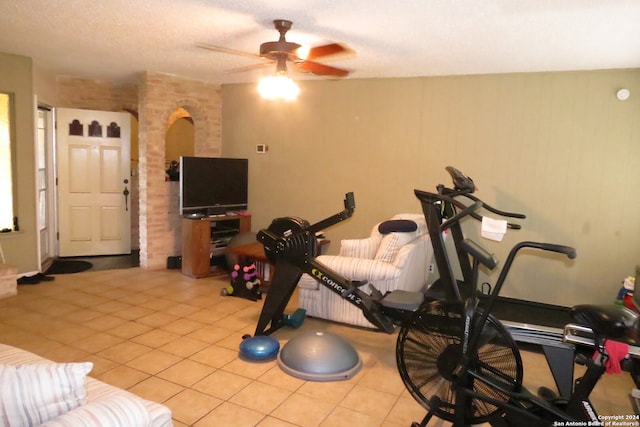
[259,192,355,249]
[306,192,355,234]
[440,200,483,231]
[515,241,577,259]
[462,193,526,220]
[415,188,522,232]
[494,241,577,295]
[429,166,528,229]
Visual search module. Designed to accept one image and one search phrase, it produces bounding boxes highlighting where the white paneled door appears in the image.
[56,108,131,256]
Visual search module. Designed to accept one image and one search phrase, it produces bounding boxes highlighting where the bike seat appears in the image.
[571,304,638,342]
[381,290,424,312]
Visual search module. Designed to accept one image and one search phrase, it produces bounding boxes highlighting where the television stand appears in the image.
[181,214,251,278]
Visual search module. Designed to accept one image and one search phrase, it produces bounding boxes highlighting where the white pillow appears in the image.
[0,361,93,426]
[42,394,151,427]
[374,232,415,262]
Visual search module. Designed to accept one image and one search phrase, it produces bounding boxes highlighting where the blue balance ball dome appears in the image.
[277,330,362,381]
[239,335,280,361]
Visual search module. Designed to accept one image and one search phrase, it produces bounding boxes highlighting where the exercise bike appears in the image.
[414,167,585,401]
[396,167,640,426]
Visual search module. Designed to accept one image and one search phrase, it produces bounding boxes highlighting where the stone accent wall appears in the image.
[57,77,138,112]
[54,73,222,270]
[138,72,222,269]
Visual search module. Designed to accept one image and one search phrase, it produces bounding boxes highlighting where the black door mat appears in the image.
[44,260,93,275]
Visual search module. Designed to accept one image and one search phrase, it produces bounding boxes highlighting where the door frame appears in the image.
[37,102,57,270]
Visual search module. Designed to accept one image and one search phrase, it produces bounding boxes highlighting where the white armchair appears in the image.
[297,213,433,328]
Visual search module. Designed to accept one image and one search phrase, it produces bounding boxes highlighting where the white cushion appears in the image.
[0,361,93,426]
[374,232,416,262]
[339,236,381,259]
[42,394,152,427]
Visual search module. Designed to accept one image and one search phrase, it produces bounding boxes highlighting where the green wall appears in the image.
[0,52,38,273]
[222,69,640,307]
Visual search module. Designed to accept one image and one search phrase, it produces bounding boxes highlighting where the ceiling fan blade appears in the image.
[195,42,260,60]
[226,62,273,74]
[295,43,350,61]
[294,60,349,77]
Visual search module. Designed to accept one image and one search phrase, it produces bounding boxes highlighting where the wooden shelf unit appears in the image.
[181,214,251,278]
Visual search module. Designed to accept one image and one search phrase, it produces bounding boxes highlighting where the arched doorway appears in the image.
[165,107,195,256]
[165,109,194,181]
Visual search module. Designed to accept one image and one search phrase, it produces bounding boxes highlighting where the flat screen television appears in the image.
[179,156,248,216]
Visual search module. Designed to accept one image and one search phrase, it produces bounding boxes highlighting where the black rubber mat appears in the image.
[44,260,93,275]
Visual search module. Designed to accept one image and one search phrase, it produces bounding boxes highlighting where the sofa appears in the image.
[0,343,172,427]
[297,213,433,329]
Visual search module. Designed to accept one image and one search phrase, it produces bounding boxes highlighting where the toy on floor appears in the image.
[616,275,635,311]
[221,263,262,301]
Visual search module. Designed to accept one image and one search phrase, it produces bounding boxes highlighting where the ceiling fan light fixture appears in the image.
[295,45,311,60]
[258,73,300,101]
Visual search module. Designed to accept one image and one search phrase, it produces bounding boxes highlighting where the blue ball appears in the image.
[239,335,280,361]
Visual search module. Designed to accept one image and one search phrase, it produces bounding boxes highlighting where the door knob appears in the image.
[123,180,130,211]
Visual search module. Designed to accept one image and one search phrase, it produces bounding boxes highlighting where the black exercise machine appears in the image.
[252,192,425,337]
[249,168,640,425]
[396,167,640,426]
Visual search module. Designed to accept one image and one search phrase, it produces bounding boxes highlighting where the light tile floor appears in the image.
[0,268,636,426]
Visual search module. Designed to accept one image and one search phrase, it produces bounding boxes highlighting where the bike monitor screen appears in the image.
[445,166,476,193]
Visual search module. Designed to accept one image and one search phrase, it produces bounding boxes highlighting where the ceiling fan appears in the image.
[196,19,352,78]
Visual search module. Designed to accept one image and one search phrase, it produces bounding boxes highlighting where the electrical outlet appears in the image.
[429,264,435,273]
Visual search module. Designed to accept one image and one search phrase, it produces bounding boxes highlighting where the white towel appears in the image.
[481,216,508,242]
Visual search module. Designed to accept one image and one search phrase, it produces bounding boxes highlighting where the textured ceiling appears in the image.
[1,0,639,85]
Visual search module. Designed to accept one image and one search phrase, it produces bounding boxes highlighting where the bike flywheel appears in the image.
[396,300,524,424]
